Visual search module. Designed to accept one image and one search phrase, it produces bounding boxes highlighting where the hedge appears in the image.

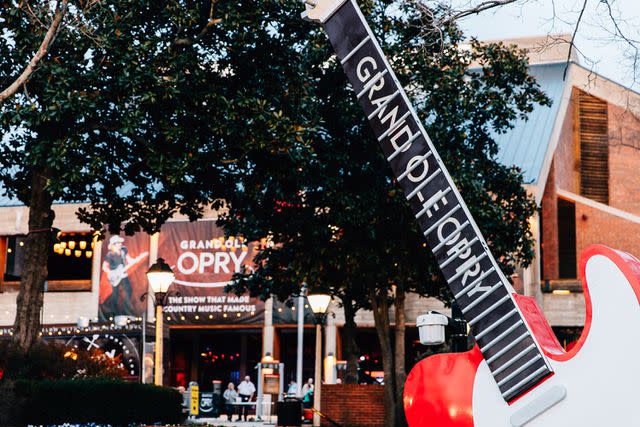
[2,378,184,426]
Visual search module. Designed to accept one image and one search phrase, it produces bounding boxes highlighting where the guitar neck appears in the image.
[304,0,552,401]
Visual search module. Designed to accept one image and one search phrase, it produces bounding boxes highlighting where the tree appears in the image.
[0,0,313,352]
[223,1,546,425]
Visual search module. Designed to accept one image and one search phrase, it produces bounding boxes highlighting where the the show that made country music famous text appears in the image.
[99,221,265,324]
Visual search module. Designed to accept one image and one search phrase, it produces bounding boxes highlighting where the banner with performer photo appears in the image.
[157,221,265,325]
[98,233,150,320]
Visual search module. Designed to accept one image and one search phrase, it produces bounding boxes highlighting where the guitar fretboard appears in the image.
[317,0,552,401]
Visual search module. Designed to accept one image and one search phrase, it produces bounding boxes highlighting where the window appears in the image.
[557,199,577,279]
[2,233,93,291]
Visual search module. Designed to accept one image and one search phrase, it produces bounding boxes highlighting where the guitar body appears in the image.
[107,252,149,287]
[108,265,127,287]
[405,245,640,426]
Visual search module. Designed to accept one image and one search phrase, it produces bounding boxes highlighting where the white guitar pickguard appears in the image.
[473,254,640,426]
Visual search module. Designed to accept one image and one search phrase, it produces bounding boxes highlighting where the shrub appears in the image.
[5,378,184,426]
[0,340,126,381]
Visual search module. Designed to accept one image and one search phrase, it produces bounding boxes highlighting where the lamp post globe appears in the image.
[146,258,174,386]
[307,293,331,322]
[146,258,175,300]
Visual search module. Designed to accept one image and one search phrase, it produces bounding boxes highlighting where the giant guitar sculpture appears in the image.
[302,1,640,426]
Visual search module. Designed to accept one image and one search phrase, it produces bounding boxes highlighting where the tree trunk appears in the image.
[370,290,395,427]
[394,285,407,427]
[341,294,360,384]
[12,168,54,352]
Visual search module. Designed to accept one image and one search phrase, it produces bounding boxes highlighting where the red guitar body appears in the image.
[404,245,640,427]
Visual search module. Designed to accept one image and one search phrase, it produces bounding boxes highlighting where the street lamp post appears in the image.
[307,293,331,427]
[145,258,175,386]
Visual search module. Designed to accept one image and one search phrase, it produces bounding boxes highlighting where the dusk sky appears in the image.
[455,0,640,90]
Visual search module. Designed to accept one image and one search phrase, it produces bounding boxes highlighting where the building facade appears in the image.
[1,36,639,391]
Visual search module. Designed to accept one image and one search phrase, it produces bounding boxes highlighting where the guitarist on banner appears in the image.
[101,235,148,317]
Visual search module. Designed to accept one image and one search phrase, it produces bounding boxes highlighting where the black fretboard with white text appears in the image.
[314,0,553,401]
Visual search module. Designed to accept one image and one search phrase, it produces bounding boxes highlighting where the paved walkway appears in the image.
[189,417,279,426]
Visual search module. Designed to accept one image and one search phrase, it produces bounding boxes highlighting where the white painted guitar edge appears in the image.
[510,385,567,426]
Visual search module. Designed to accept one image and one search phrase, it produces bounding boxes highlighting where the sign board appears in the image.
[189,384,199,416]
[98,233,150,320]
[158,221,266,325]
[199,392,214,417]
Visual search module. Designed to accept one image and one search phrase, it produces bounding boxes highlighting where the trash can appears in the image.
[277,398,302,427]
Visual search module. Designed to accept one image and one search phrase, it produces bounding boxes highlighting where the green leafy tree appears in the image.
[0,0,312,352]
[222,1,546,425]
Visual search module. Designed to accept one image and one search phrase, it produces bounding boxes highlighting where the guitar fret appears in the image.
[356,69,389,99]
[502,366,548,400]
[432,220,470,253]
[475,308,518,340]
[440,236,479,268]
[387,132,421,162]
[423,205,462,237]
[452,260,492,298]
[397,151,433,182]
[377,111,411,141]
[493,344,537,377]
[415,187,452,220]
[480,320,524,353]
[486,332,529,365]
[406,169,442,200]
[498,354,543,387]
[462,282,501,314]
[340,35,371,64]
[469,294,510,327]
[367,91,400,120]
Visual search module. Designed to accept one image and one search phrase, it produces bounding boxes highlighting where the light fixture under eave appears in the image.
[64,249,71,256]
[68,241,76,249]
[79,241,87,250]
[74,250,81,257]
[85,250,93,258]
[307,293,331,315]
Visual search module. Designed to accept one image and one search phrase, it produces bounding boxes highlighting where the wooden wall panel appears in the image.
[577,91,609,204]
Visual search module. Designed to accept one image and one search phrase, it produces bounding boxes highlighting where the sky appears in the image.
[453,0,640,90]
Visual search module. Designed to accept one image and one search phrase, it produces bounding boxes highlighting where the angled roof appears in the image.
[493,62,568,184]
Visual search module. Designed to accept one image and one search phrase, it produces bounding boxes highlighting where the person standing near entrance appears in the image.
[237,375,256,422]
[301,378,314,407]
[223,382,238,421]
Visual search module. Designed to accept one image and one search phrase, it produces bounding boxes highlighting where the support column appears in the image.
[324,310,337,384]
[312,323,322,427]
[154,304,164,386]
[296,286,306,396]
[524,213,544,306]
[262,297,274,356]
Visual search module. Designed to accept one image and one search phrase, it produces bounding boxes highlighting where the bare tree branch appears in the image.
[0,0,69,104]
[563,0,588,80]
[173,0,221,47]
[443,0,519,23]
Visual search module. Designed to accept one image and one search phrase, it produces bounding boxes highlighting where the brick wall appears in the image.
[608,103,640,215]
[541,161,559,281]
[574,202,640,263]
[321,384,385,427]
[554,94,578,193]
[542,91,640,282]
